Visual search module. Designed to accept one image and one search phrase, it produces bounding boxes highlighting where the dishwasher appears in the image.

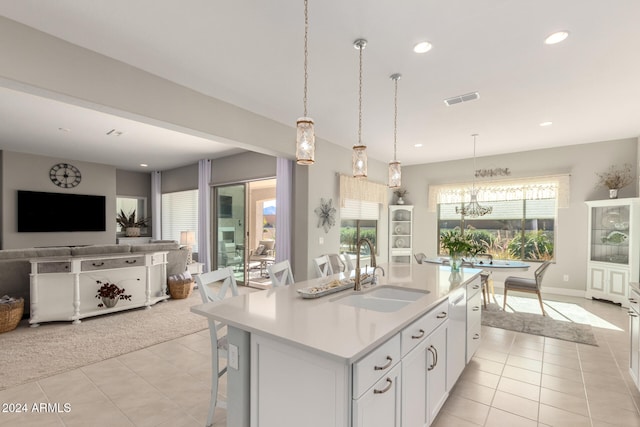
[447,286,467,391]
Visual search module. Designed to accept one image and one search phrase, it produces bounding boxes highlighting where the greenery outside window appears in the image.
[340,199,379,261]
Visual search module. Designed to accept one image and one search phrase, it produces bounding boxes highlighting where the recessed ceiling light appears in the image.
[544,31,569,45]
[539,121,553,127]
[413,41,432,54]
[140,163,148,167]
[414,143,423,148]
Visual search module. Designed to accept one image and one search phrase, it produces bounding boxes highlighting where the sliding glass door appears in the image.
[214,184,247,285]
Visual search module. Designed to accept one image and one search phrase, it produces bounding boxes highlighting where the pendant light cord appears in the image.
[358,43,363,146]
[393,77,398,161]
[303,0,309,117]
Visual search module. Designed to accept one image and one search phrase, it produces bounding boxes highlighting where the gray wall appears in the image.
[1,151,117,248]
[211,152,277,185]
[402,137,639,295]
[161,164,198,193]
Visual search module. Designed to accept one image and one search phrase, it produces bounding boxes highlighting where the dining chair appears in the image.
[414,253,427,264]
[195,267,240,427]
[313,254,333,277]
[503,260,552,316]
[342,252,355,273]
[268,260,295,287]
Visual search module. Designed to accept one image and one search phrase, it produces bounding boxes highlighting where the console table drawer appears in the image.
[38,262,71,273]
[81,256,145,271]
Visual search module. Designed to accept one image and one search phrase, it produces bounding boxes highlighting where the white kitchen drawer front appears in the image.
[353,363,402,427]
[81,256,145,271]
[466,276,482,298]
[467,289,482,327]
[401,299,449,356]
[467,320,482,363]
[353,333,401,398]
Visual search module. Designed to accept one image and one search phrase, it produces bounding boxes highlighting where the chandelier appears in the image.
[295,0,315,165]
[352,38,368,178]
[388,73,402,188]
[456,134,493,217]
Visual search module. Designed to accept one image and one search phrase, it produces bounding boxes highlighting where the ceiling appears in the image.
[1,0,639,172]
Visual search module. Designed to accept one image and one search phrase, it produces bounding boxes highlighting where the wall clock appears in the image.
[49,163,82,188]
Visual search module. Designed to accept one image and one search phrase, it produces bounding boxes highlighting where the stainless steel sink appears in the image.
[332,286,429,312]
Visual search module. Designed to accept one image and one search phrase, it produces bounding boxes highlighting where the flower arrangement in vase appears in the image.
[95,280,132,308]
[440,227,474,271]
[596,163,634,199]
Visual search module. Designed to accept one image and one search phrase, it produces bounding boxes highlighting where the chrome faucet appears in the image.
[371,266,385,285]
[354,238,376,291]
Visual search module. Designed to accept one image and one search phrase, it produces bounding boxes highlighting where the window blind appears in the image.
[161,189,199,247]
[341,198,380,220]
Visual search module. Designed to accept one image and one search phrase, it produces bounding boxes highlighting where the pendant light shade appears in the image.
[456,134,493,217]
[388,73,402,188]
[296,0,315,165]
[353,38,368,178]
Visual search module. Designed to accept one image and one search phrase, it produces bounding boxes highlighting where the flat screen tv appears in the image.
[218,195,232,218]
[18,190,106,232]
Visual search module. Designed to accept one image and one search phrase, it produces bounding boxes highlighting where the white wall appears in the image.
[402,137,638,295]
[1,151,117,248]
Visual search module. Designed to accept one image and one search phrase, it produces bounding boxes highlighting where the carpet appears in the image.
[0,291,211,390]
[481,303,598,346]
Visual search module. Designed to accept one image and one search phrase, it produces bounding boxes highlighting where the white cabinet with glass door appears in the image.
[586,198,640,306]
[389,205,413,263]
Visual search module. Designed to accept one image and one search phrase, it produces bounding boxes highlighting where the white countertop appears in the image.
[191,263,481,363]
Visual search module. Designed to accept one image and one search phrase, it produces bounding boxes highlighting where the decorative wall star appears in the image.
[315,198,336,233]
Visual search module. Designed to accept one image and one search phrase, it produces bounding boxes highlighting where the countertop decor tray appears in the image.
[297,275,371,299]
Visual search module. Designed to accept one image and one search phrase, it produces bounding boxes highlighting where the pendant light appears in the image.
[296,0,315,165]
[456,134,493,217]
[388,73,402,188]
[352,38,368,178]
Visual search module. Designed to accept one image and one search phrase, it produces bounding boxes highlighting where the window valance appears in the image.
[339,175,388,208]
[427,174,570,212]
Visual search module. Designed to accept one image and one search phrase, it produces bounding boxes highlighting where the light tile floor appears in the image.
[1,294,639,426]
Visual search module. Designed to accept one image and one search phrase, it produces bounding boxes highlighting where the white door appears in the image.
[401,340,429,427]
[588,266,606,293]
[608,268,629,300]
[630,305,640,386]
[427,322,448,425]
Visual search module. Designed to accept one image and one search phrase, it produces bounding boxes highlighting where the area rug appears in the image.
[0,291,220,390]
[481,303,598,346]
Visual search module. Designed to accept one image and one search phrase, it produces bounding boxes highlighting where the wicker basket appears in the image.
[0,298,24,333]
[169,280,194,299]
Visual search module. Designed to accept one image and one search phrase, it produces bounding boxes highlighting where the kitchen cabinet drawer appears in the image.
[353,363,402,427]
[81,256,145,271]
[467,320,482,363]
[466,276,482,298]
[467,289,482,327]
[353,333,400,398]
[401,299,449,356]
[38,262,71,273]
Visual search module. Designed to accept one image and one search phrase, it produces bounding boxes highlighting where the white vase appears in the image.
[397,197,405,205]
[609,189,618,199]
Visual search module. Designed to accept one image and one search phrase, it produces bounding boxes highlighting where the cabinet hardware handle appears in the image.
[92,262,104,267]
[472,306,480,311]
[125,260,137,264]
[427,346,436,371]
[411,329,425,339]
[436,312,447,319]
[473,333,480,340]
[432,345,439,368]
[630,312,638,318]
[373,378,393,394]
[374,356,393,371]
[473,285,480,290]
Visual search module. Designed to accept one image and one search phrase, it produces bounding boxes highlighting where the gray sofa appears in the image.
[0,241,189,315]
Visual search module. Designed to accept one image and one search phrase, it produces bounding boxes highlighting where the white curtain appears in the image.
[198,159,212,272]
[275,158,293,263]
[151,171,162,240]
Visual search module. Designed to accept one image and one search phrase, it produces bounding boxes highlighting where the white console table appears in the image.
[29,251,169,326]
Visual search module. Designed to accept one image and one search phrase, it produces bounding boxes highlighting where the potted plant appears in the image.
[394,189,408,205]
[596,163,634,199]
[440,228,474,272]
[95,280,132,308]
[116,209,149,237]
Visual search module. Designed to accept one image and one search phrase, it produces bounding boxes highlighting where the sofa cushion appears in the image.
[0,249,38,260]
[130,242,180,252]
[36,247,72,257]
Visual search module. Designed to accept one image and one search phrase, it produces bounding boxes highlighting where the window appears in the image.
[161,190,198,249]
[432,176,568,261]
[340,199,379,257]
[116,196,146,233]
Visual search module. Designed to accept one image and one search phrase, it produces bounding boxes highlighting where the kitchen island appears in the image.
[191,262,482,427]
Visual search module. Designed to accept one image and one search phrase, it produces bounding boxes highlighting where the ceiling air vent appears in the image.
[444,91,480,106]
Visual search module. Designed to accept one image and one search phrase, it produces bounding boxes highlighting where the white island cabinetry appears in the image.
[192,263,482,427]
